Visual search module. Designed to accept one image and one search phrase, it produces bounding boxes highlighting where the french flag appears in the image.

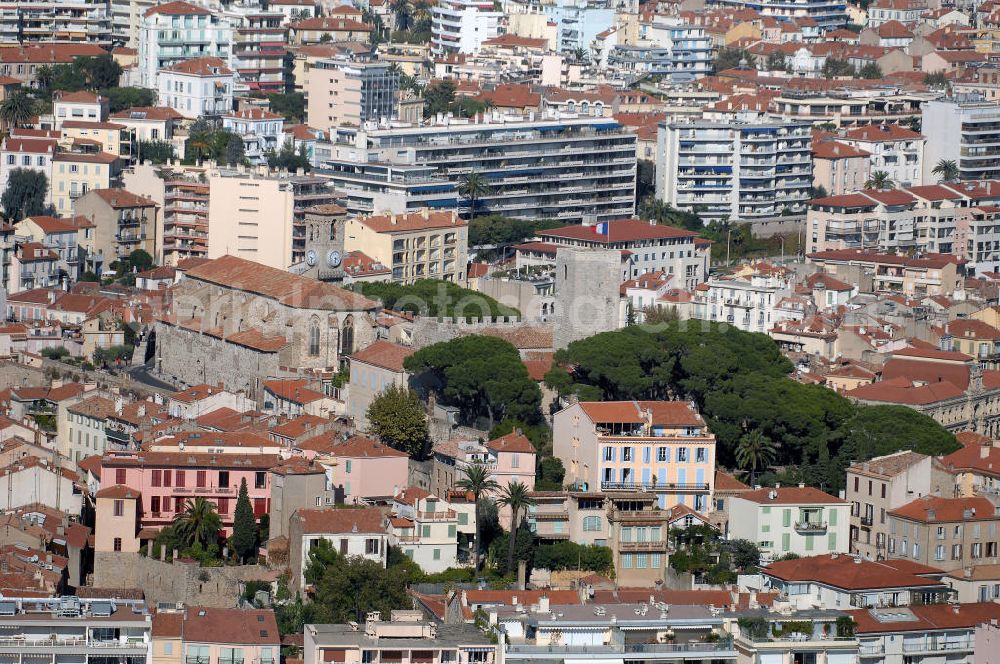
[595,222,609,235]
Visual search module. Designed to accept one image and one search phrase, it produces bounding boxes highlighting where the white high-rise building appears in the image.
[138,0,232,89]
[431,0,504,54]
[656,117,813,222]
[922,95,1000,183]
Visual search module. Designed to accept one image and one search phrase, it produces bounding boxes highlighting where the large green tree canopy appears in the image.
[404,335,542,428]
[546,322,959,490]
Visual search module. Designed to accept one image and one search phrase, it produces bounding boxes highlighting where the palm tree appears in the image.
[456,463,499,570]
[458,171,491,218]
[932,159,960,183]
[389,0,412,32]
[735,430,777,488]
[0,91,35,130]
[173,497,222,548]
[863,170,894,191]
[496,480,535,575]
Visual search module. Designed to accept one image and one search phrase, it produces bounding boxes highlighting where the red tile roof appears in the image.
[144,0,212,17]
[764,554,944,590]
[355,210,465,233]
[848,602,1000,634]
[736,486,846,505]
[890,495,997,522]
[349,340,414,372]
[291,507,385,534]
[162,56,233,76]
[176,607,279,645]
[486,431,535,455]
[578,401,705,427]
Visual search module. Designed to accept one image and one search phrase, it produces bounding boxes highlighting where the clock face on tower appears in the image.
[327,250,342,268]
[306,250,317,266]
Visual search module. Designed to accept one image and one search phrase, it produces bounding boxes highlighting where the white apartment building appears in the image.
[922,95,1000,183]
[728,486,851,561]
[221,108,284,165]
[432,0,504,54]
[158,56,234,119]
[323,114,637,223]
[138,0,232,89]
[288,507,388,591]
[387,487,460,573]
[656,118,813,222]
[849,603,1000,664]
[536,219,707,288]
[607,18,713,83]
[690,272,796,334]
[0,135,56,206]
[0,0,113,45]
[841,124,925,188]
[53,91,109,129]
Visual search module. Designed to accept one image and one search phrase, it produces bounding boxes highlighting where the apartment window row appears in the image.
[147,469,268,489]
[620,552,663,569]
[602,446,708,463]
[620,525,662,543]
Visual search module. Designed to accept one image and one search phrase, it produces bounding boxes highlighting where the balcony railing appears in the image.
[602,481,710,493]
[618,540,668,551]
[859,515,873,526]
[506,640,735,656]
[794,521,828,534]
[417,510,457,521]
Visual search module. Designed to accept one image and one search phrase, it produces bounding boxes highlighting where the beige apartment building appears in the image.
[207,171,296,269]
[305,56,399,133]
[344,209,468,283]
[887,494,1000,572]
[846,450,952,560]
[73,187,159,266]
[51,152,123,215]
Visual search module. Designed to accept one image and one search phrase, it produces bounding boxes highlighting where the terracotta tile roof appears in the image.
[291,507,385,534]
[162,56,233,76]
[522,350,554,381]
[55,90,101,104]
[890,495,997,522]
[89,188,157,209]
[17,242,58,262]
[95,484,141,500]
[110,106,185,122]
[77,455,102,479]
[846,378,965,405]
[298,432,407,458]
[714,470,750,492]
[184,255,377,311]
[223,108,284,122]
[578,400,705,427]
[67,395,116,418]
[813,140,871,159]
[943,318,1000,339]
[736,486,846,505]
[355,209,465,233]
[486,431,535,454]
[1,137,57,153]
[224,329,289,353]
[144,0,212,17]
[848,450,928,477]
[59,121,126,130]
[102,451,281,470]
[269,414,327,439]
[764,554,944,590]
[177,607,279,645]
[806,272,854,292]
[0,44,106,65]
[152,611,183,637]
[848,602,1000,634]
[471,326,553,350]
[349,340,414,372]
[53,151,119,165]
[475,84,541,109]
[481,34,548,49]
[263,379,324,404]
[941,443,1000,478]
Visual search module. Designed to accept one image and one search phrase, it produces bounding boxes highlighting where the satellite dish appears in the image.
[327,250,342,268]
[306,249,317,267]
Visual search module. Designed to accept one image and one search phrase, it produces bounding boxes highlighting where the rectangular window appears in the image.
[218,471,230,488]
[604,447,614,462]
[458,512,468,525]
[422,525,431,537]
[115,468,126,484]
[365,538,379,555]
[657,447,667,462]
[677,448,688,462]
[218,498,229,514]
[163,470,172,487]
[151,496,160,514]
[433,548,441,560]
[113,537,122,552]
[255,471,266,489]
[196,470,206,487]
[113,499,124,517]
[695,448,707,462]
[953,544,962,560]
[151,469,161,487]
[622,447,633,462]
[176,470,185,487]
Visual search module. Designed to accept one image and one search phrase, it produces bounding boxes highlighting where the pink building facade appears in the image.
[299,433,409,503]
[101,450,280,535]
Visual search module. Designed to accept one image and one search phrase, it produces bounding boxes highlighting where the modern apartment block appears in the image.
[846,451,952,561]
[607,19,712,82]
[553,400,716,512]
[304,611,497,664]
[138,0,232,89]
[226,7,290,95]
[306,55,399,134]
[0,0,113,45]
[922,95,1000,183]
[323,114,636,223]
[656,119,813,222]
[0,595,151,663]
[432,0,504,54]
[123,162,210,266]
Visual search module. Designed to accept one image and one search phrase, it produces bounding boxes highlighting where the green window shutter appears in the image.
[458,512,468,525]
[828,532,837,550]
[422,525,430,537]
[805,533,815,551]
[781,533,790,551]
[448,525,456,537]
[783,509,791,528]
[829,509,837,526]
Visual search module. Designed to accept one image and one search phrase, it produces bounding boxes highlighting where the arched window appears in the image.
[308,317,320,356]
[341,315,354,356]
